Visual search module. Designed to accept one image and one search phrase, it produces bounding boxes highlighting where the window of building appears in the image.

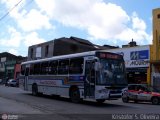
[30,48,33,59]
[36,47,41,58]
[69,58,84,74]
[157,14,160,19]
[45,45,49,57]
[2,63,4,68]
[58,59,69,74]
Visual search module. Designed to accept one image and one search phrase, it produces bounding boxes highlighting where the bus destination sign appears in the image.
[98,52,122,59]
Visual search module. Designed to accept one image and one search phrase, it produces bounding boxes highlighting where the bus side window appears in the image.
[25,68,29,76]
[48,61,58,75]
[69,58,83,74]
[41,62,49,75]
[30,64,34,75]
[58,59,69,74]
[33,63,41,75]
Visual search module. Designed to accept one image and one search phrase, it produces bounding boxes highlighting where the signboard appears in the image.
[1,57,6,62]
[130,50,149,60]
[105,45,150,68]
[97,52,122,59]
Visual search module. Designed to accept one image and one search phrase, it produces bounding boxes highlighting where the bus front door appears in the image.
[84,60,96,98]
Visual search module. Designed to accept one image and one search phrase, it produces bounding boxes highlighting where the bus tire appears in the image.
[70,87,81,103]
[96,99,105,103]
[32,84,38,96]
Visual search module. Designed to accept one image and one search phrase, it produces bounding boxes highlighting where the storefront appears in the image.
[106,45,150,84]
[150,61,160,89]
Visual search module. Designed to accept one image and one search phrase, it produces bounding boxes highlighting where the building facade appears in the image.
[28,36,118,60]
[150,8,160,88]
[0,52,26,82]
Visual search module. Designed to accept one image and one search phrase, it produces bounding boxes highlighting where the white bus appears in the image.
[19,51,127,103]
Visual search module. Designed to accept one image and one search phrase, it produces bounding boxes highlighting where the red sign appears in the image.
[99,53,121,59]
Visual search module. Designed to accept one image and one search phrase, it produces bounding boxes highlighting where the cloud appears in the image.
[115,12,152,45]
[1,0,152,47]
[1,0,25,8]
[24,32,46,47]
[18,9,53,32]
[8,49,18,56]
[0,27,22,47]
[1,0,53,32]
[34,0,55,17]
[34,0,151,45]
[132,12,146,31]
[0,27,46,54]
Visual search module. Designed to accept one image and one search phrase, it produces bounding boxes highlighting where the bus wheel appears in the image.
[32,84,38,96]
[70,87,81,103]
[96,99,105,103]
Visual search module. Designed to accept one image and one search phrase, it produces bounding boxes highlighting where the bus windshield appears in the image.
[97,59,127,85]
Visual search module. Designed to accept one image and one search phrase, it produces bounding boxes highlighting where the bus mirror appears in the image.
[95,62,100,71]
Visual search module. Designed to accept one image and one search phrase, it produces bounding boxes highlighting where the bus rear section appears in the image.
[19,51,127,103]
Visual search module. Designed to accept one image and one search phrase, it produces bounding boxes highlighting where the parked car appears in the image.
[122,84,160,105]
[7,79,18,87]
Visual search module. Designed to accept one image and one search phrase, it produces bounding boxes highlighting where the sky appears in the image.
[0,0,159,56]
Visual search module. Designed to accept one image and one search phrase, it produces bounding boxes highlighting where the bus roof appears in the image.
[21,50,122,65]
[22,51,97,65]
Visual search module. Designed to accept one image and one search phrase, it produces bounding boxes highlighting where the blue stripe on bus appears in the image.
[27,76,84,85]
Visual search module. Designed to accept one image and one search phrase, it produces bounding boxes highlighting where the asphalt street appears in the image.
[0,85,160,120]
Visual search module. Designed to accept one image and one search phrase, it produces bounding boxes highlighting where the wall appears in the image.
[14,64,21,80]
[150,8,160,87]
[151,8,160,61]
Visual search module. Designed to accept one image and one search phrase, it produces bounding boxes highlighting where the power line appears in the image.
[0,0,23,21]
[0,0,34,25]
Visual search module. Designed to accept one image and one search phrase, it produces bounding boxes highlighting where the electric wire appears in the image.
[0,0,23,21]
